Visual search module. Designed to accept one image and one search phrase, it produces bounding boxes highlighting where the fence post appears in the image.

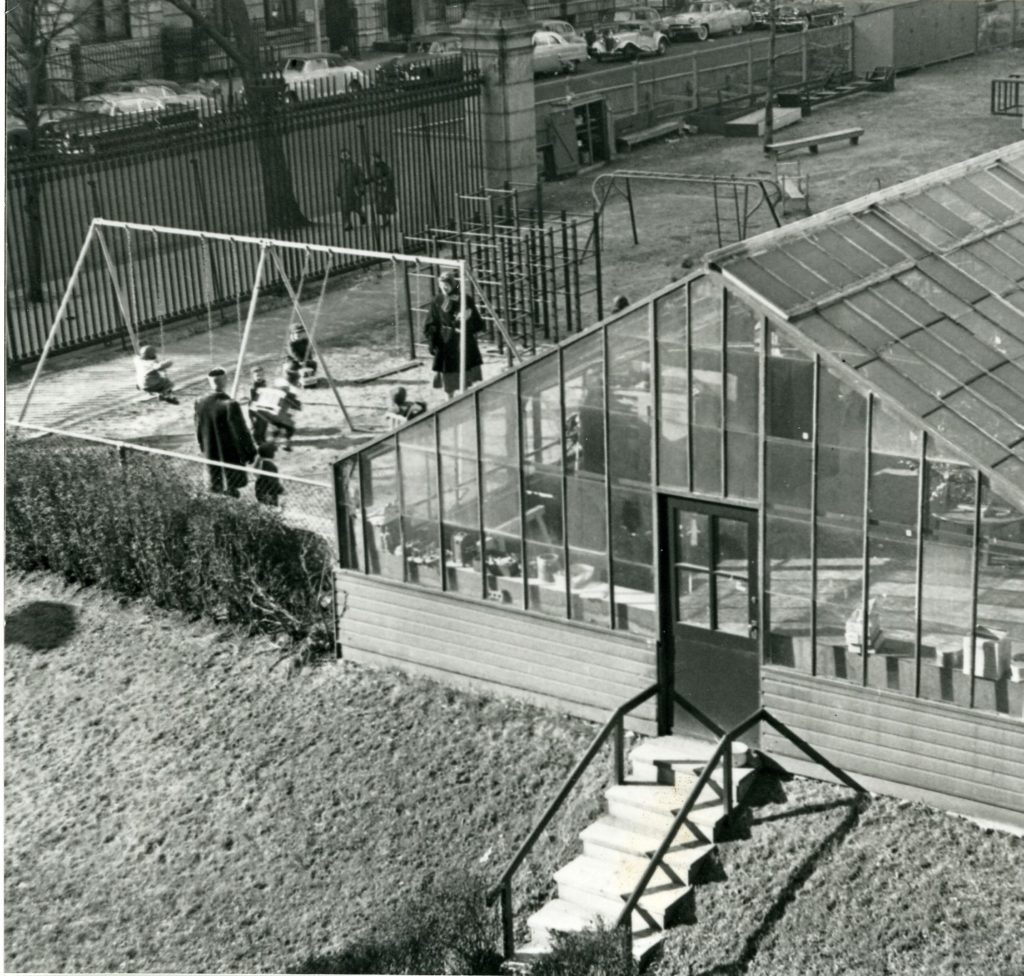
[500,883,515,959]
[614,714,625,785]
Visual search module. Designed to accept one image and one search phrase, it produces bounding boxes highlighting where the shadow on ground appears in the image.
[5,600,78,651]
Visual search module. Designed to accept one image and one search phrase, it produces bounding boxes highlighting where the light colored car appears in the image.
[589,20,669,59]
[74,93,172,117]
[604,6,668,29]
[533,29,588,75]
[749,0,843,30]
[539,18,589,44]
[279,53,370,101]
[663,0,752,40]
[102,78,223,112]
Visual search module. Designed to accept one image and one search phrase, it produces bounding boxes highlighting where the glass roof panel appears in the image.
[991,361,1024,398]
[782,238,861,288]
[946,250,1016,295]
[924,185,998,230]
[832,218,909,267]
[993,456,1024,483]
[877,343,961,398]
[926,318,1009,371]
[847,291,921,339]
[971,169,1024,208]
[953,308,1024,359]
[973,295,1024,342]
[879,199,956,250]
[944,176,1017,220]
[1006,224,1024,249]
[898,330,981,384]
[856,359,941,415]
[912,255,990,304]
[873,280,944,327]
[896,268,973,318]
[966,239,1024,283]
[987,230,1024,270]
[1000,290,1024,316]
[818,302,895,350]
[804,225,889,276]
[793,314,874,366]
[925,407,1011,466]
[722,256,807,311]
[993,161,1024,195]
[966,374,1024,424]
[906,193,979,238]
[856,212,929,259]
[941,389,1024,448]
[750,250,833,301]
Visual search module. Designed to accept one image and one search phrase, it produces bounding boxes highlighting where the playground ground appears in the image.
[6,47,1024,494]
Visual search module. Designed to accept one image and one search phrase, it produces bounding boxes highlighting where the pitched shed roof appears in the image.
[710,141,1024,508]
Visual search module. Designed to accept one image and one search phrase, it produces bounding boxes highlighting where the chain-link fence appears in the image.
[7,421,338,557]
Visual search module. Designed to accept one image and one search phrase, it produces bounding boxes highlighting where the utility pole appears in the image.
[763,0,776,152]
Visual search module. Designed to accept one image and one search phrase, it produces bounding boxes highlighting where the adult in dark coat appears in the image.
[370,150,397,227]
[195,367,257,497]
[423,270,484,399]
[335,148,367,231]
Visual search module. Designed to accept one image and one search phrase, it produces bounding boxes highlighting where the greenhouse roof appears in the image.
[710,141,1024,508]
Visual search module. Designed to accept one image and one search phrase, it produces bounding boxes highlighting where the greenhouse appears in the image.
[334,142,1024,831]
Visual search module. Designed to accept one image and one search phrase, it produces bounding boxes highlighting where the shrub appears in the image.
[530,922,637,976]
[291,871,504,974]
[5,436,332,643]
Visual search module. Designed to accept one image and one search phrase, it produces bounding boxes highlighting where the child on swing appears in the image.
[288,322,318,387]
[249,362,302,452]
[133,345,179,404]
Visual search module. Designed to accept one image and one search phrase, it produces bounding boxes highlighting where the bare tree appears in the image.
[6,0,98,301]
[164,0,308,229]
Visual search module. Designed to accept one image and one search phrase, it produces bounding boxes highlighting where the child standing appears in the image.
[254,442,285,507]
[250,371,301,452]
[248,365,269,444]
[134,345,178,404]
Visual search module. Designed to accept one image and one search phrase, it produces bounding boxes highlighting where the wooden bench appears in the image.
[615,118,682,151]
[765,126,865,157]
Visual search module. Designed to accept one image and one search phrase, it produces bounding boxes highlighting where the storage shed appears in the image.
[333,142,1024,832]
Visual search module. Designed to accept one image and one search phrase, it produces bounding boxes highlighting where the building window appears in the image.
[83,0,131,42]
[265,0,299,30]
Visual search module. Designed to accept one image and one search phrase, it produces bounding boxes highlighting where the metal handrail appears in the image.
[486,681,659,958]
[613,706,866,958]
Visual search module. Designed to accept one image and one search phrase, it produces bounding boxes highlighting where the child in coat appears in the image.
[254,442,285,507]
[134,345,178,404]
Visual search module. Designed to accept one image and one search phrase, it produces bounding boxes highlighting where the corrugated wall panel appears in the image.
[763,668,1024,830]
[335,572,659,733]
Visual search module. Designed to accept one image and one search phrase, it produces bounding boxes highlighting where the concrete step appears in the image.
[629,758,759,802]
[528,897,655,941]
[629,735,752,786]
[580,819,714,883]
[514,928,665,968]
[606,781,725,833]
[554,854,694,929]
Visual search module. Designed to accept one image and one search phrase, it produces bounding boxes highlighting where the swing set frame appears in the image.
[17,219,472,429]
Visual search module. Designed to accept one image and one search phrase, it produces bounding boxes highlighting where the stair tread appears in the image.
[581,814,709,852]
[628,764,758,796]
[581,826,714,874]
[629,735,751,766]
[556,854,692,903]
[529,897,656,936]
[606,782,726,818]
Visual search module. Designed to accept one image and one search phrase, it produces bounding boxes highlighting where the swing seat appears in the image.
[298,366,319,389]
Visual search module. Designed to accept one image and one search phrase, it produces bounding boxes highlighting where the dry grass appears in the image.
[6,571,1024,974]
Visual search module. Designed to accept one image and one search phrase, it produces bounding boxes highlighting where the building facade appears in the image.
[333,144,1024,832]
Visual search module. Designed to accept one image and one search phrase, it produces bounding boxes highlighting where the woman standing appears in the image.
[423,270,485,399]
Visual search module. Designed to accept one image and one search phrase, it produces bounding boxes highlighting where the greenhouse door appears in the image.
[661,496,760,741]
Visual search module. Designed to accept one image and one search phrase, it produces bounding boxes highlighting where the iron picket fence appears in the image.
[6,58,485,366]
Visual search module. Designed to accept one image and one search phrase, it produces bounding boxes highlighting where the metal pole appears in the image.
[94,226,141,355]
[764,0,777,151]
[230,243,269,400]
[17,221,98,424]
[625,177,639,245]
[458,258,468,394]
[593,211,604,320]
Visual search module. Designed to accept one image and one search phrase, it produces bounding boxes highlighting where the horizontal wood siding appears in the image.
[335,572,659,734]
[762,668,1024,831]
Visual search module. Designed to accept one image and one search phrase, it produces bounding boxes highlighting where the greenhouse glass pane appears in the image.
[857,212,929,259]
[880,200,954,250]
[690,276,722,495]
[656,284,689,490]
[336,457,365,573]
[361,439,402,580]
[946,176,1016,220]
[399,418,442,589]
[809,226,889,276]
[914,255,989,304]
[563,332,610,628]
[754,250,832,301]
[439,397,481,599]
[607,306,654,491]
[724,257,806,311]
[841,217,917,266]
[786,237,860,288]
[725,291,759,501]
[611,485,656,635]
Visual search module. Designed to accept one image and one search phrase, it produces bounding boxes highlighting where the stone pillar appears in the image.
[454,0,536,188]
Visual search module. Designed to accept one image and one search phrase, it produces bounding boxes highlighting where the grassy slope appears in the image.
[6,572,1024,974]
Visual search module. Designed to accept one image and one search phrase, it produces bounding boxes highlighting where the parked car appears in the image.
[533,29,589,75]
[376,34,464,86]
[599,6,668,29]
[589,19,669,59]
[538,18,590,44]
[277,53,370,101]
[749,0,844,30]
[102,78,223,111]
[662,0,751,40]
[39,93,199,155]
